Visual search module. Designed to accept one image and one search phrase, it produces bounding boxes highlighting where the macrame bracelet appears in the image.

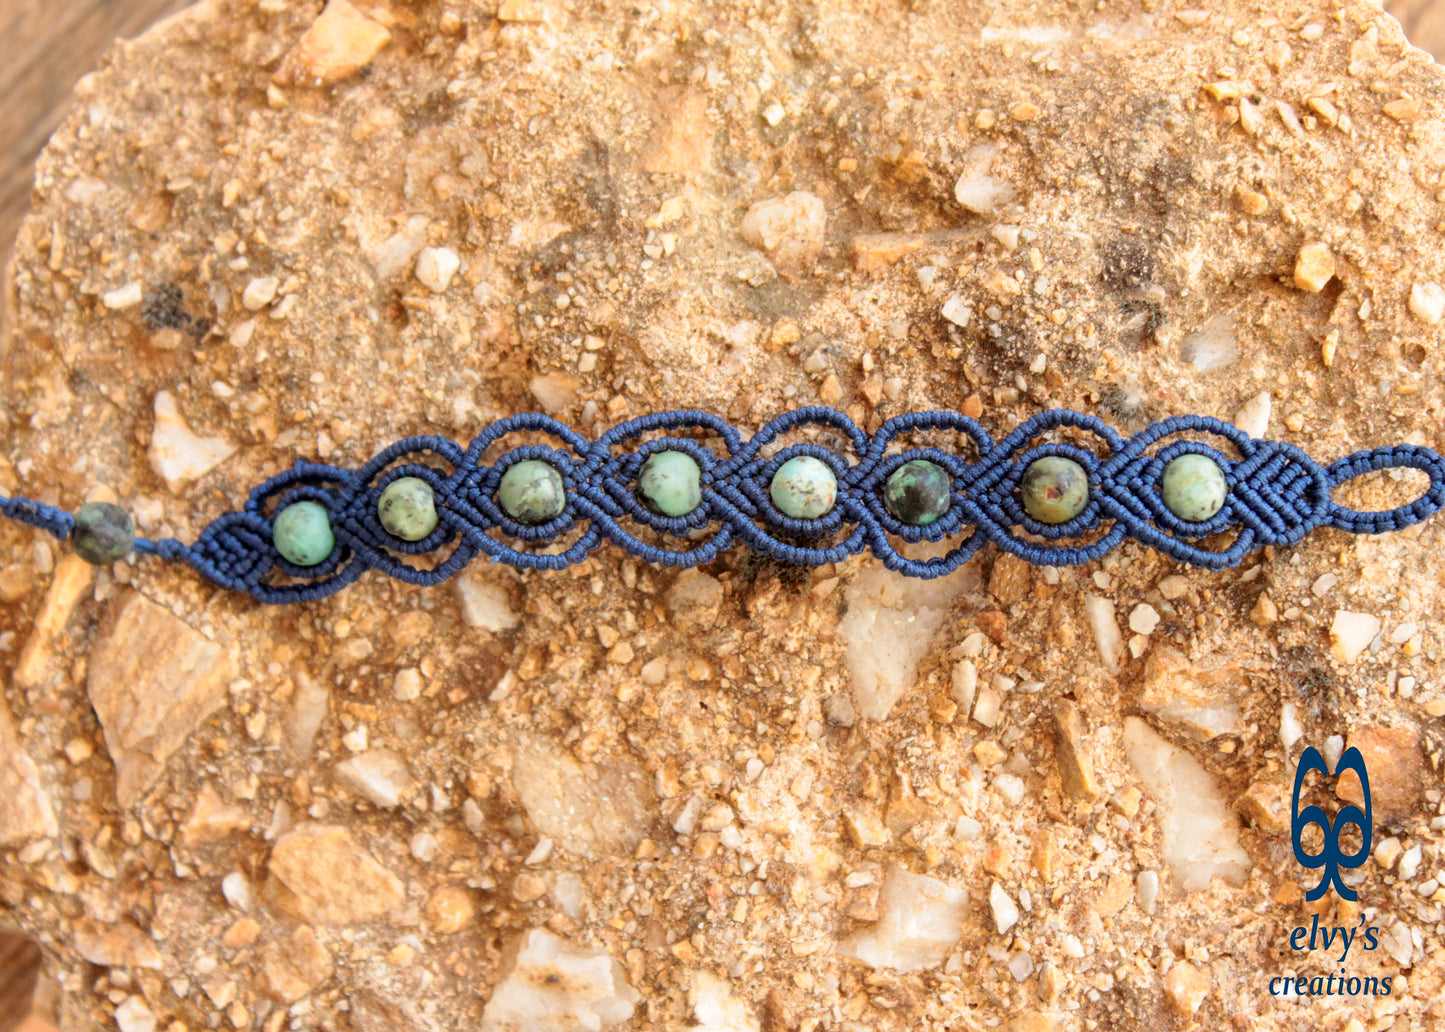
[2,408,1442,605]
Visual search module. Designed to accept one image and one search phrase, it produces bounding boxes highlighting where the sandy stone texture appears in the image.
[2,1,1445,1030]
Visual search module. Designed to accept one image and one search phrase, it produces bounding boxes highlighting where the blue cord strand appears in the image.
[2,409,1442,603]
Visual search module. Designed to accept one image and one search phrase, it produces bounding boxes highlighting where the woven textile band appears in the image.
[2,408,1442,605]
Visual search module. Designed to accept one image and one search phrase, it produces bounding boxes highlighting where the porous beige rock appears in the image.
[273,0,390,87]
[0,692,57,845]
[86,591,238,806]
[265,824,404,925]
[260,927,334,1002]
[5,0,1445,1030]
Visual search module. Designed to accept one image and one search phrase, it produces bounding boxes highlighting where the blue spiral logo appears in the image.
[1291,745,1373,901]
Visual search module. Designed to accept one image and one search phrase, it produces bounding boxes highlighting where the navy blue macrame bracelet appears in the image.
[2,408,1442,605]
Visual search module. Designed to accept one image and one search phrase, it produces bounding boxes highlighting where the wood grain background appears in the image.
[0,1,1441,1030]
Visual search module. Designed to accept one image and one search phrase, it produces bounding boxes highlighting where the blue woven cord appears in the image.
[3,409,1441,603]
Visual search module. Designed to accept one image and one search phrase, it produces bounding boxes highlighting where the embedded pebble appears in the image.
[1330,610,1380,663]
[1232,392,1271,437]
[738,191,826,264]
[1409,281,1445,325]
[1128,603,1160,635]
[940,293,972,327]
[334,750,415,808]
[1083,595,1122,674]
[1399,843,1423,881]
[1122,717,1249,889]
[241,275,279,310]
[266,825,404,925]
[1311,573,1338,596]
[479,929,639,1031]
[415,247,461,292]
[274,0,391,86]
[691,972,760,1032]
[147,391,238,491]
[989,881,1020,934]
[114,997,158,1032]
[1136,870,1159,913]
[1179,313,1239,371]
[1293,242,1336,292]
[953,142,1016,214]
[840,867,968,972]
[102,282,143,310]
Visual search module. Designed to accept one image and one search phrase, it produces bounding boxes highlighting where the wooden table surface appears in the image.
[0,1,1441,1030]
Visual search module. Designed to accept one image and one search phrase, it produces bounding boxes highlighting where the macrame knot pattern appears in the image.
[5,408,1442,604]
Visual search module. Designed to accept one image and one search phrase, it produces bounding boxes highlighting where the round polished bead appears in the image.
[770,456,837,519]
[273,501,334,566]
[378,476,439,541]
[884,459,952,526]
[498,459,566,524]
[71,501,135,565]
[637,450,702,517]
[1020,456,1089,524]
[1161,454,1228,522]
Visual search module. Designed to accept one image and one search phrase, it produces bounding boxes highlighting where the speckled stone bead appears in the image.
[637,450,702,517]
[71,501,134,565]
[273,501,334,566]
[1020,456,1089,524]
[498,459,566,524]
[770,456,837,519]
[884,459,951,526]
[378,476,439,541]
[1161,454,1228,522]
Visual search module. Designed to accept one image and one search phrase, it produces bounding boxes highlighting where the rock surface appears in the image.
[2,0,1445,1030]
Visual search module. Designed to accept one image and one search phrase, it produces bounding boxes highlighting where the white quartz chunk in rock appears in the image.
[1409,281,1445,325]
[1179,313,1239,371]
[690,971,760,1032]
[1232,392,1271,437]
[480,929,639,1032]
[1330,610,1380,663]
[511,734,652,860]
[953,142,1015,214]
[839,565,970,720]
[990,881,1020,934]
[738,191,826,264]
[1083,594,1122,674]
[148,391,238,491]
[333,749,415,807]
[1122,717,1249,890]
[455,572,520,632]
[415,246,461,292]
[839,867,968,972]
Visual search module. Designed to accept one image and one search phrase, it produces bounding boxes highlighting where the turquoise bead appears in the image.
[770,456,837,519]
[1020,456,1089,524]
[274,501,334,566]
[637,451,702,517]
[884,460,951,526]
[498,459,566,524]
[1161,454,1227,522]
[71,501,135,565]
[378,477,438,541]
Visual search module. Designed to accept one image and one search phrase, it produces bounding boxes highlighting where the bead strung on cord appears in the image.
[1,407,1442,605]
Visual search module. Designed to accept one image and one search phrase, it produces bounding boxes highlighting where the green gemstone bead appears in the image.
[770,456,837,519]
[637,450,702,517]
[498,459,566,525]
[71,501,135,565]
[274,501,334,566]
[1020,456,1089,524]
[1161,454,1227,522]
[884,459,951,526]
[378,476,439,541]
